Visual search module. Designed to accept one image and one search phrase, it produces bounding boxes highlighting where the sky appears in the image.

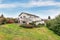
[0,0,60,19]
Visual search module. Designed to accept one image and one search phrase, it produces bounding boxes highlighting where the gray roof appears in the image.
[19,12,39,18]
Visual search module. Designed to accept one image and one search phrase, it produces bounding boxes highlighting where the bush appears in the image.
[37,23,45,27]
[14,19,18,23]
[46,15,60,36]
[0,17,18,24]
[20,21,45,28]
[29,22,37,27]
[6,18,15,24]
[7,20,14,23]
[20,24,34,28]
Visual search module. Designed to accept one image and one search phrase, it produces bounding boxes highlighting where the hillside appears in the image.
[0,24,60,40]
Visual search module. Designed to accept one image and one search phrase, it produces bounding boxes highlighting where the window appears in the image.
[20,17,22,18]
[23,21,26,23]
[23,16,26,18]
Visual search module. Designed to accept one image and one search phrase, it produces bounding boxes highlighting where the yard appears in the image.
[0,24,60,40]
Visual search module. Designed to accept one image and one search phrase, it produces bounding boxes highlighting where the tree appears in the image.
[48,16,51,19]
[0,18,7,24]
[1,14,4,18]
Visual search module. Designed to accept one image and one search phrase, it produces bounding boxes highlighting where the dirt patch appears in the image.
[0,35,5,40]
[13,36,36,40]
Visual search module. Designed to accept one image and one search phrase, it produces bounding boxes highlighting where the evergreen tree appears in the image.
[48,16,51,19]
[1,14,4,18]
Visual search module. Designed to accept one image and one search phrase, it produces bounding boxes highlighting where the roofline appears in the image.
[19,12,40,18]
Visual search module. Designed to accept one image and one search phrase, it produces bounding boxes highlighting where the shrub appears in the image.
[20,24,34,28]
[6,18,14,24]
[46,15,60,36]
[14,19,18,23]
[20,22,45,28]
[7,20,14,23]
[37,23,45,27]
[29,22,37,27]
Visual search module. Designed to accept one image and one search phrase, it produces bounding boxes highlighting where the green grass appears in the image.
[0,24,60,40]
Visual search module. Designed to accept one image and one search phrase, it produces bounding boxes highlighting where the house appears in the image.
[18,12,45,25]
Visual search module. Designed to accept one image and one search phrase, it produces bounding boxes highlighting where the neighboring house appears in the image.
[18,12,45,25]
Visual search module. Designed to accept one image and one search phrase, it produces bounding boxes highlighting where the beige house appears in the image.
[18,12,44,25]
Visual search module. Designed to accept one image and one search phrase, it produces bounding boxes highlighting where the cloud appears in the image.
[0,0,60,8]
[40,9,60,18]
[25,0,60,7]
[0,12,2,14]
[0,4,16,8]
[49,10,60,18]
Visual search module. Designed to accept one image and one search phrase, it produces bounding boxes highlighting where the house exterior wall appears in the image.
[35,21,45,25]
[18,13,31,24]
[18,13,44,25]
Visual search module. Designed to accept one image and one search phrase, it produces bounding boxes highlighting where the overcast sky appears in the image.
[0,0,60,19]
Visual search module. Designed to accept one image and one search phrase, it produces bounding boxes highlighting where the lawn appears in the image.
[0,24,60,40]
